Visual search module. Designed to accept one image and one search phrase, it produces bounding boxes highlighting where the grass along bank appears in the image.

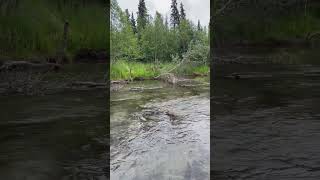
[110,60,209,81]
[0,0,107,59]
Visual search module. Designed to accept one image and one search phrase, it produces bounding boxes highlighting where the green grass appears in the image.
[174,63,209,75]
[111,60,209,80]
[111,60,158,80]
[0,0,107,59]
[193,65,210,74]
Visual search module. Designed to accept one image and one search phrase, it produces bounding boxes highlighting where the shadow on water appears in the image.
[212,48,320,179]
[0,64,108,180]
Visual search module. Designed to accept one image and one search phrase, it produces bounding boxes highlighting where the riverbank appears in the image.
[0,48,108,65]
[110,60,209,81]
[0,62,107,96]
[0,58,209,95]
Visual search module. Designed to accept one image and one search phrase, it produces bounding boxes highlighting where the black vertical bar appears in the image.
[210,0,215,178]
[105,0,110,179]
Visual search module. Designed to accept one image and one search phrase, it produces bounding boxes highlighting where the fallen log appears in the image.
[71,81,107,88]
[111,80,129,84]
[0,61,61,72]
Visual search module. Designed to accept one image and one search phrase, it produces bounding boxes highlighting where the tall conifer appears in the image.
[130,12,137,34]
[170,0,180,29]
[180,2,186,20]
[137,0,148,34]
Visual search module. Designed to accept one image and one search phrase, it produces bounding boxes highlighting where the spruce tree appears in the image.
[125,9,130,22]
[180,2,186,20]
[165,15,169,30]
[170,0,180,29]
[137,0,148,34]
[130,12,137,34]
[197,20,202,31]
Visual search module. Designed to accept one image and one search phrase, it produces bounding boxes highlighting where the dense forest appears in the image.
[111,0,209,80]
[212,0,320,47]
[0,0,107,59]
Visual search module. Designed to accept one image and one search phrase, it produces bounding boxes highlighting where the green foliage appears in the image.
[110,60,158,80]
[197,20,201,31]
[111,1,140,61]
[140,12,172,62]
[110,60,209,80]
[137,0,148,35]
[174,63,209,76]
[170,0,180,29]
[0,0,107,58]
[125,9,130,21]
[111,0,209,80]
[182,40,209,64]
[111,0,208,63]
[180,2,186,20]
[130,12,137,34]
[178,20,195,54]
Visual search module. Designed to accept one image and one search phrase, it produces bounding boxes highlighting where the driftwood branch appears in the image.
[214,56,243,61]
[155,57,188,78]
[71,81,107,88]
[0,61,61,72]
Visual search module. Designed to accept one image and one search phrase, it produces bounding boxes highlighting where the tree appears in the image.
[137,0,148,35]
[140,12,167,62]
[125,9,130,21]
[180,2,186,20]
[183,40,209,64]
[165,15,169,30]
[111,0,122,30]
[111,0,140,61]
[111,0,208,63]
[170,0,180,29]
[178,19,194,54]
[130,12,137,34]
[153,12,167,61]
[197,20,202,31]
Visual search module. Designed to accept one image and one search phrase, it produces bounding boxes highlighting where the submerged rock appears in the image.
[158,73,178,84]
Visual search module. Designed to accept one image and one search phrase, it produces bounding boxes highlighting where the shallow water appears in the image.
[110,80,210,179]
[212,48,320,179]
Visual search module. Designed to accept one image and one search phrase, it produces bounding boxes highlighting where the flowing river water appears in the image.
[0,64,108,180]
[212,48,320,179]
[110,80,210,179]
[1,48,319,180]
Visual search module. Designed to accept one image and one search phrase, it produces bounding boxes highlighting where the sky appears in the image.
[117,0,210,26]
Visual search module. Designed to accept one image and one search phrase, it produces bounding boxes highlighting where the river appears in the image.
[1,47,318,180]
[110,79,210,179]
[212,48,320,179]
[0,64,108,180]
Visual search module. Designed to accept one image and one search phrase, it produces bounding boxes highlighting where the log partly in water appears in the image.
[0,61,61,73]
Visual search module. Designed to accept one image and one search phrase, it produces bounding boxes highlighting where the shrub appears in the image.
[182,40,209,64]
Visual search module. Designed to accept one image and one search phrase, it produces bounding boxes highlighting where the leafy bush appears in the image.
[182,40,209,64]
